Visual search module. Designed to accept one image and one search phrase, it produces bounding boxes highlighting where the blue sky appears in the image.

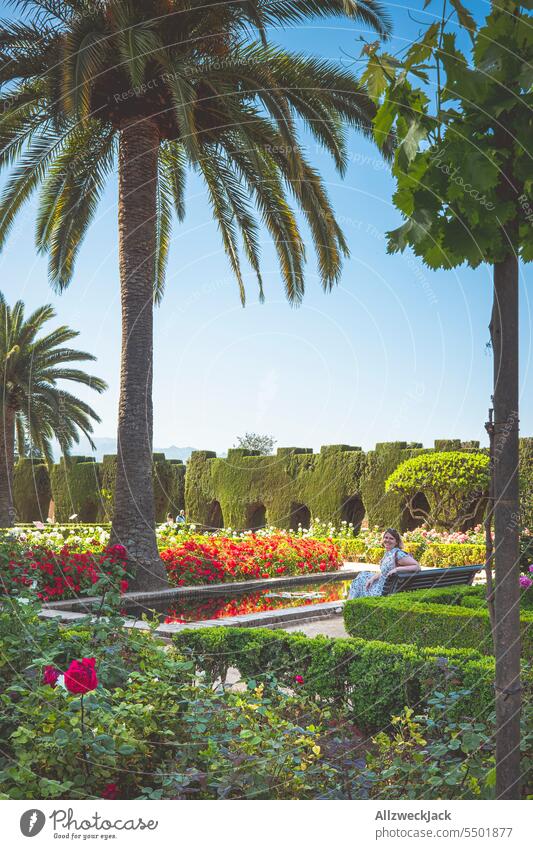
[1,1,531,455]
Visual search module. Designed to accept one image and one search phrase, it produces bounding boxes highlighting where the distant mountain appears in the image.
[52,437,196,463]
[155,445,196,462]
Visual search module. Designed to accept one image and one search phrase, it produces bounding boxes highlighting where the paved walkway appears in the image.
[282,615,349,638]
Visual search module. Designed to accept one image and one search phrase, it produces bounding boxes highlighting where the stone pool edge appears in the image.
[35,566,364,636]
[42,564,364,611]
[39,598,347,636]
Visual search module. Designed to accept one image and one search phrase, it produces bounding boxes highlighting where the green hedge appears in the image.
[13,459,51,522]
[343,594,533,657]
[50,460,102,523]
[400,583,533,613]
[335,538,424,563]
[173,626,508,728]
[420,543,486,567]
[336,539,485,566]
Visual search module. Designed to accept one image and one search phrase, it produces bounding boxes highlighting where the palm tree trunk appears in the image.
[110,118,167,592]
[490,251,521,799]
[0,406,15,527]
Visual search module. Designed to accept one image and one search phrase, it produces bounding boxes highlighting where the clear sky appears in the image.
[1,1,531,455]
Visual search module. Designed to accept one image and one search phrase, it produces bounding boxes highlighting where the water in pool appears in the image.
[121,580,351,623]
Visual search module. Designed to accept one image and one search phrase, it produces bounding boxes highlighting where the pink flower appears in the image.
[64,658,98,694]
[519,575,532,590]
[101,783,119,799]
[528,564,533,573]
[33,521,45,530]
[43,665,61,688]
[294,675,304,685]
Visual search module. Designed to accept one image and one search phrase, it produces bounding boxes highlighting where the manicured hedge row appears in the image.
[419,543,486,567]
[405,583,533,613]
[335,538,485,567]
[13,459,51,522]
[50,459,102,523]
[343,595,533,657]
[335,538,423,563]
[173,627,507,728]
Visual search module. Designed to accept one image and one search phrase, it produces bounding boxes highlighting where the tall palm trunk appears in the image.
[490,250,521,799]
[110,118,168,591]
[0,405,15,527]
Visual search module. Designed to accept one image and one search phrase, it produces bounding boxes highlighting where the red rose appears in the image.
[119,579,129,593]
[295,675,304,685]
[102,783,119,799]
[109,544,127,558]
[43,665,61,688]
[64,658,98,694]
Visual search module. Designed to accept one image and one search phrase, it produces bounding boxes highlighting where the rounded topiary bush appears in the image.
[386,451,489,531]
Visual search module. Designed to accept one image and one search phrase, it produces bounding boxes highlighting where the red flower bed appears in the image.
[161,534,342,587]
[1,545,129,602]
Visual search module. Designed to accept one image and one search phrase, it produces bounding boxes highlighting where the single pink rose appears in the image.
[64,657,98,694]
[519,575,532,590]
[294,675,304,685]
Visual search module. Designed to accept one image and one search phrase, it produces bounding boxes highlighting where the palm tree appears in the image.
[0,293,107,527]
[0,0,391,590]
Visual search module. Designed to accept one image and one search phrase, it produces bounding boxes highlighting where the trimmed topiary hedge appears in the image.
[419,543,486,567]
[343,594,533,656]
[385,451,489,531]
[335,538,424,563]
[13,459,51,522]
[172,626,513,728]
[50,459,102,523]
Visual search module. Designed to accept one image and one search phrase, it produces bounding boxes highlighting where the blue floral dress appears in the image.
[347,547,410,599]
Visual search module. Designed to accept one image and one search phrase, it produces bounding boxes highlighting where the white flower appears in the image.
[69,514,78,521]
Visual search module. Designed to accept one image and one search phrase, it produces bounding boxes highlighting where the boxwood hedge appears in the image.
[343,594,533,656]
[173,626,515,729]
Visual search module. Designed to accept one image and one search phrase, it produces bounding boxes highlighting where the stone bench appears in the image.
[382,564,483,596]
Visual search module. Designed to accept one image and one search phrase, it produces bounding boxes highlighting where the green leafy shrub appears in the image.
[335,538,423,564]
[0,602,349,800]
[173,626,503,728]
[386,451,489,531]
[343,595,533,657]
[365,689,532,800]
[419,543,486,567]
[520,438,533,530]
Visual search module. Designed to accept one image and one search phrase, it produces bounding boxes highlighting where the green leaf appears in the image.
[485,767,497,788]
[405,22,440,69]
[396,120,428,171]
[360,61,389,100]
[449,0,477,39]
[519,62,533,91]
[373,94,397,148]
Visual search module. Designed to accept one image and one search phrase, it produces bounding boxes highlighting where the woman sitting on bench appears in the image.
[347,528,420,598]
